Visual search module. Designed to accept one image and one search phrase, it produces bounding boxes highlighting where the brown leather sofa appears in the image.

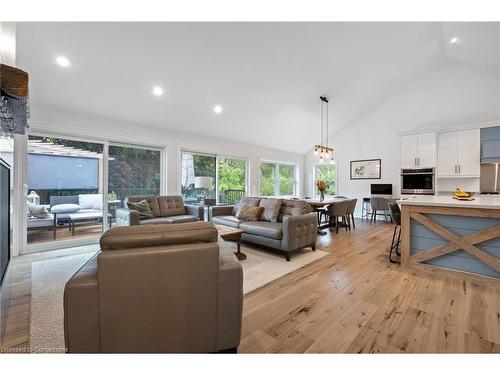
[63,222,243,353]
[115,195,204,226]
[210,198,317,261]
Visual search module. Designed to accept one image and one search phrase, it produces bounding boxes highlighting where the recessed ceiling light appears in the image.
[152,86,164,96]
[213,105,223,114]
[55,55,70,67]
[450,37,460,44]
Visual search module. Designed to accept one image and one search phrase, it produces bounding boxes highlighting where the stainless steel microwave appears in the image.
[401,168,435,195]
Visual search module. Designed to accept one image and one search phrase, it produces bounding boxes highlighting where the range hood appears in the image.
[480,126,500,163]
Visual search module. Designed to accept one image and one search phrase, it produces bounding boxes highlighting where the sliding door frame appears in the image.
[179,149,249,204]
[23,133,166,254]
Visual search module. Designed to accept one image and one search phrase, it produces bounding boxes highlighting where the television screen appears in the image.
[371,183,392,195]
[0,158,10,286]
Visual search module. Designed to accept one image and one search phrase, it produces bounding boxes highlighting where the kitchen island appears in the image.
[398,195,500,283]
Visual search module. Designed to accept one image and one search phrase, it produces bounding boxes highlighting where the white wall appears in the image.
[30,105,305,197]
[305,61,500,217]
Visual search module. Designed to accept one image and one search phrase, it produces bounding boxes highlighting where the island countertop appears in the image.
[398,195,500,210]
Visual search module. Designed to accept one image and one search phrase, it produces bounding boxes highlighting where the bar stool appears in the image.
[361,197,371,221]
[388,202,401,263]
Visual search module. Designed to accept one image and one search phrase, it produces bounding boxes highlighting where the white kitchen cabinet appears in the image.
[401,132,436,168]
[437,129,480,177]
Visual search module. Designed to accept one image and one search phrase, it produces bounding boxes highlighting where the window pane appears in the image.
[27,135,105,245]
[315,164,336,196]
[218,158,246,204]
[259,162,276,196]
[108,144,161,204]
[181,152,216,204]
[279,165,295,196]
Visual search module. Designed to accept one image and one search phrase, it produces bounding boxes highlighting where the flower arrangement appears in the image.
[316,180,328,201]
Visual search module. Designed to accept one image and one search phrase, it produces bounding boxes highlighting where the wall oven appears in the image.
[401,168,435,195]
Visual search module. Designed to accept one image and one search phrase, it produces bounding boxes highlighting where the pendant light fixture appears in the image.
[314,96,333,163]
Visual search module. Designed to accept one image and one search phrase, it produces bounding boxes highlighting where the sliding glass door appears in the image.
[217,157,247,204]
[181,151,247,204]
[26,135,105,246]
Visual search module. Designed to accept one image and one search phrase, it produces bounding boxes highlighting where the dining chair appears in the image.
[388,202,401,263]
[370,197,392,223]
[326,200,349,234]
[345,198,357,230]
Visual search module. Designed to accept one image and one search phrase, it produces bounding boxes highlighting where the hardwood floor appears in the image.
[1,219,499,353]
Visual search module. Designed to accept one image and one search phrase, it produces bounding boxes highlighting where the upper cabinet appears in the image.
[437,129,480,177]
[400,132,436,168]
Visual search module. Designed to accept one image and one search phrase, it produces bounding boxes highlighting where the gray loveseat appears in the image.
[115,195,204,226]
[210,198,317,261]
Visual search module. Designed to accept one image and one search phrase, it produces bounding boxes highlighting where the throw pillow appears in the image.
[127,199,154,219]
[237,206,264,221]
[235,197,260,217]
[28,203,51,219]
[259,198,283,222]
[50,203,81,214]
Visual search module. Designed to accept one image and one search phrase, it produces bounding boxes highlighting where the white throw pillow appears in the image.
[78,194,102,209]
[51,203,81,214]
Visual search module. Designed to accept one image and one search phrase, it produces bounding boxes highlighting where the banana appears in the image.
[453,188,471,198]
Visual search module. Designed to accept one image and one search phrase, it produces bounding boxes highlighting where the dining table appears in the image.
[304,197,349,235]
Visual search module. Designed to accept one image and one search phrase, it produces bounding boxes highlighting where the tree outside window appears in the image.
[314,164,336,196]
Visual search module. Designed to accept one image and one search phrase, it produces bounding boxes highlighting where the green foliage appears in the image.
[218,159,245,191]
[193,155,216,178]
[315,164,336,195]
[279,165,294,196]
[260,163,275,196]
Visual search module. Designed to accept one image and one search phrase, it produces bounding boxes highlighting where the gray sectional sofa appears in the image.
[210,197,317,261]
[115,195,204,226]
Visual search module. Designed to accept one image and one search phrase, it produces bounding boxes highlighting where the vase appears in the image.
[319,190,325,202]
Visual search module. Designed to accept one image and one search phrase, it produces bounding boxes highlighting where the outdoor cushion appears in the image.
[27,215,55,228]
[28,203,51,218]
[237,206,264,221]
[259,198,283,222]
[239,221,283,240]
[78,194,102,210]
[211,215,241,228]
[163,214,199,224]
[51,203,81,214]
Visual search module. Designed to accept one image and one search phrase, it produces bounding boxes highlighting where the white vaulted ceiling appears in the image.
[15,22,500,153]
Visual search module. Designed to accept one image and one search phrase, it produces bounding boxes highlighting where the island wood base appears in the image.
[401,204,500,284]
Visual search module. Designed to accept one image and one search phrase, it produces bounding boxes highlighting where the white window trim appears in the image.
[24,132,166,254]
[259,160,298,197]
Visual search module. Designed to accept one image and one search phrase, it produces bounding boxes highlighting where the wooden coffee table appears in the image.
[214,224,247,261]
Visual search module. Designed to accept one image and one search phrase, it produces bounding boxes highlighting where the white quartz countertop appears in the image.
[397,195,500,210]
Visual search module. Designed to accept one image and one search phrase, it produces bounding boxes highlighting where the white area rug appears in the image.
[29,245,99,353]
[29,243,328,352]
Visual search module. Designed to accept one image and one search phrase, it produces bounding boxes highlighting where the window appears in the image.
[181,152,216,204]
[108,144,161,205]
[218,157,247,205]
[259,162,296,197]
[314,163,336,196]
[27,135,105,245]
[181,151,247,204]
